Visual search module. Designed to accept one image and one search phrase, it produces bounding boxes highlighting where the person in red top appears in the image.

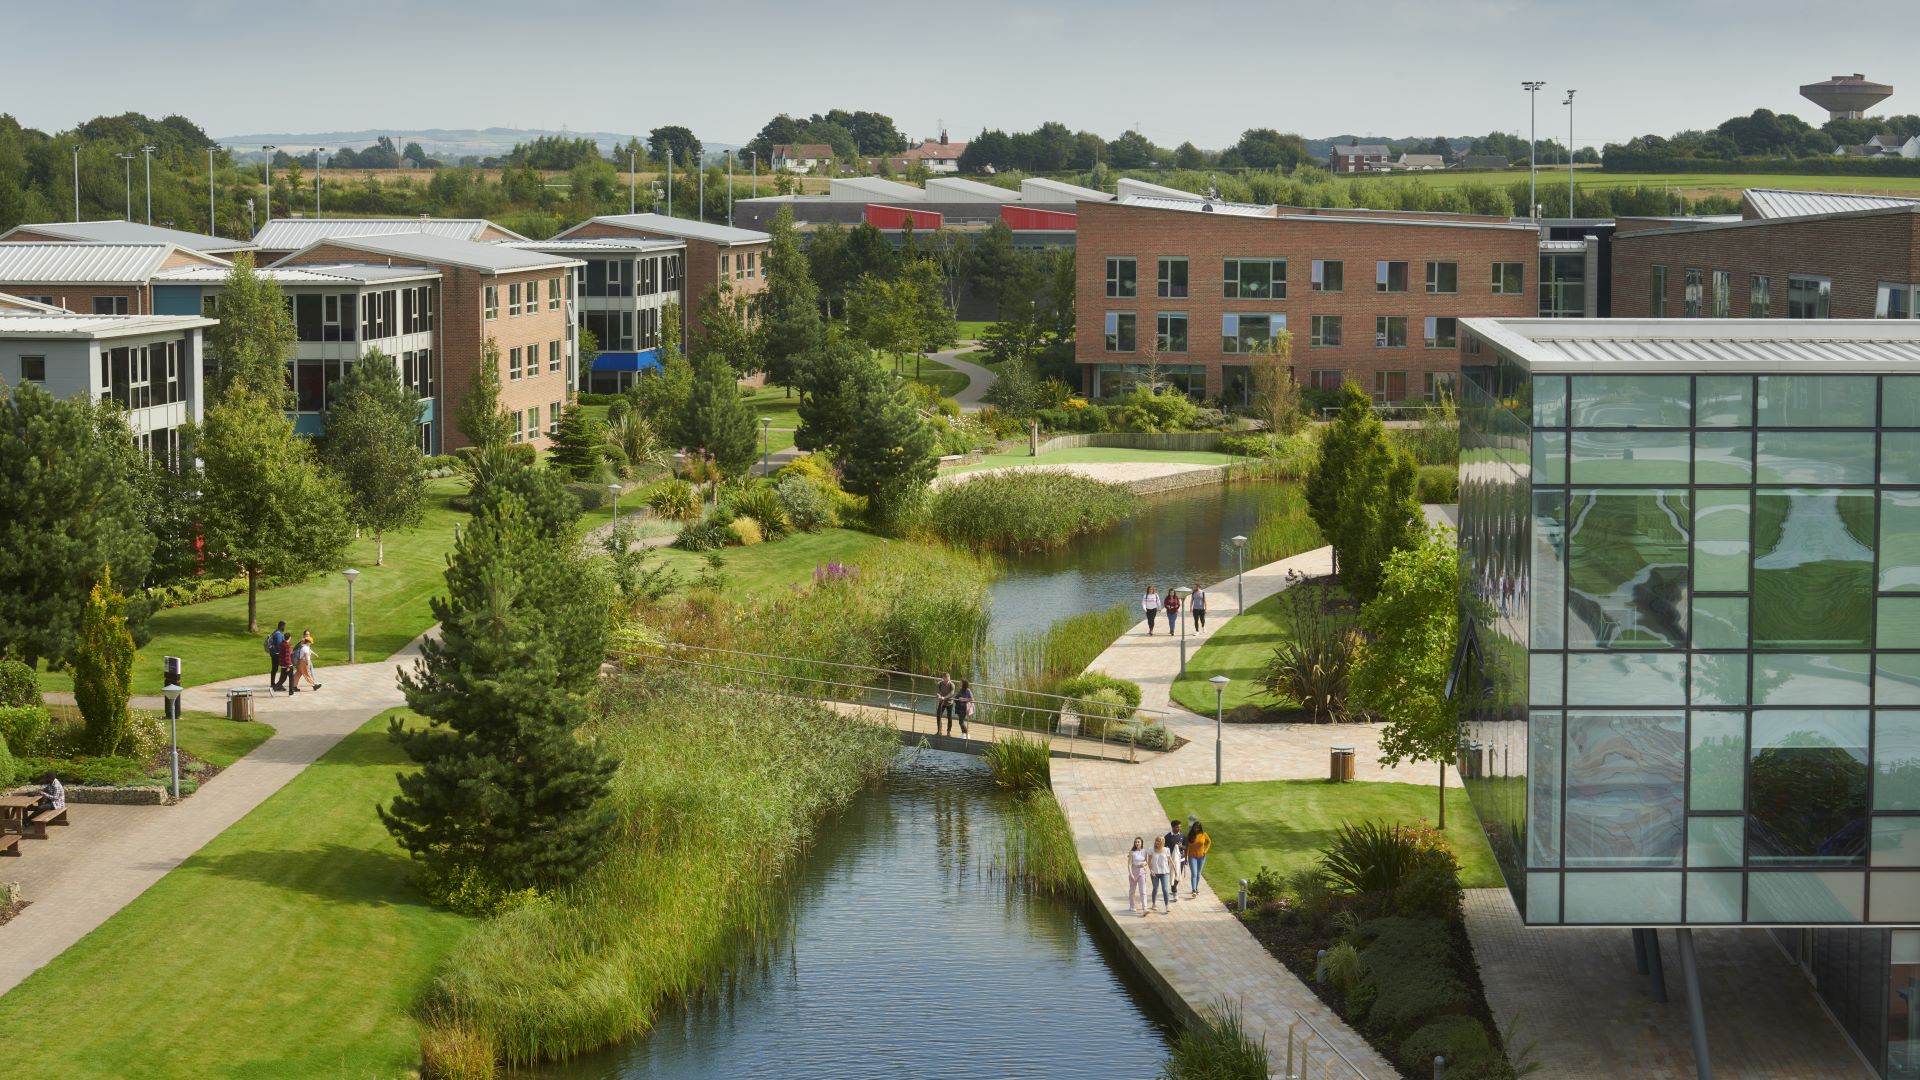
[278,635,298,695]
[1161,586,1181,637]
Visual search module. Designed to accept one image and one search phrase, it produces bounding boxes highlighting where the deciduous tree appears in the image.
[677,353,756,476]
[1352,524,1461,825]
[207,255,296,407]
[456,338,515,453]
[322,352,425,565]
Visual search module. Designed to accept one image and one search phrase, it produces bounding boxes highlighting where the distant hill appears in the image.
[213,126,743,162]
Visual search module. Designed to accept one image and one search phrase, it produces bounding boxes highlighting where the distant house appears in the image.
[1329,144,1391,174]
[771,144,834,172]
[900,133,967,174]
[1395,153,1447,171]
[1461,154,1509,170]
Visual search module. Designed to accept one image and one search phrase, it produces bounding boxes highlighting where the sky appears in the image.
[6,0,1918,150]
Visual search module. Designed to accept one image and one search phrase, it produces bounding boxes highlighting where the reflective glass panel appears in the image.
[1756,375,1876,427]
[1688,816,1744,866]
[1754,431,1876,485]
[1752,654,1871,705]
[1531,490,1566,649]
[1745,871,1865,922]
[1868,872,1920,921]
[1563,711,1684,867]
[1687,872,1744,922]
[1696,375,1753,427]
[1525,872,1560,923]
[1692,597,1748,649]
[1529,711,1562,868]
[1694,430,1753,484]
[1748,710,1869,865]
[1873,820,1920,867]
[1693,489,1750,593]
[1879,655,1920,706]
[1565,652,1688,705]
[1570,375,1691,427]
[1566,489,1691,649]
[1882,431,1920,485]
[1529,654,1562,706]
[1876,712,1920,811]
[1690,710,1746,811]
[1885,376,1920,428]
[1532,431,1566,484]
[1691,653,1748,706]
[1881,598,1920,649]
[1533,375,1567,429]
[1753,491,1875,647]
[1560,871,1683,923]
[1569,431,1691,484]
[1884,492,1920,593]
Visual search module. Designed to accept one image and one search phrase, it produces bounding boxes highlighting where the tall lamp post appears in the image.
[1174,586,1194,673]
[1210,675,1230,785]
[760,416,773,477]
[72,144,81,219]
[749,151,758,197]
[161,682,183,800]
[140,144,157,224]
[116,152,134,220]
[628,147,638,214]
[207,146,219,236]
[1230,534,1248,612]
[1521,81,1545,220]
[342,568,360,663]
[609,483,623,529]
[1563,89,1577,218]
[262,144,276,223]
[315,148,326,216]
[726,148,735,227]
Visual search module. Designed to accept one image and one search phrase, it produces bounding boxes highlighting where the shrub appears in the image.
[1217,432,1273,456]
[0,706,50,756]
[564,482,608,512]
[601,444,632,480]
[774,475,833,532]
[1055,672,1142,709]
[1349,917,1470,1040]
[674,515,737,552]
[1192,406,1228,430]
[926,471,1138,553]
[0,660,41,708]
[1246,864,1287,902]
[1112,385,1200,432]
[984,735,1050,792]
[0,734,12,787]
[1323,940,1364,995]
[14,754,151,786]
[777,453,839,487]
[1417,463,1458,503]
[1035,403,1111,433]
[730,483,791,540]
[728,517,764,546]
[123,710,168,763]
[1320,820,1464,921]
[1258,574,1359,720]
[645,478,701,522]
[1159,1003,1269,1080]
[1399,1015,1500,1077]
[604,396,631,424]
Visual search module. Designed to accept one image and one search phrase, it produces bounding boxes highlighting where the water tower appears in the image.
[1800,73,1893,120]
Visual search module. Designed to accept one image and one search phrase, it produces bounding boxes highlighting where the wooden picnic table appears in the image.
[0,795,36,835]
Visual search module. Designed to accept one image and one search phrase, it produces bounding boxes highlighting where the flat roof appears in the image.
[273,233,580,274]
[0,242,227,284]
[558,213,768,246]
[1463,317,1920,373]
[252,217,527,250]
[0,313,218,340]
[154,263,440,285]
[499,238,684,254]
[1,220,255,253]
[1107,195,1537,231]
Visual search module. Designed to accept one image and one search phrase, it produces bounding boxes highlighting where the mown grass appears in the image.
[0,709,471,1078]
[418,670,900,1067]
[927,470,1139,553]
[1170,578,1351,716]
[648,526,892,597]
[954,320,997,340]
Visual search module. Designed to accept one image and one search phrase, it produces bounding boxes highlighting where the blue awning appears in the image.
[591,348,663,373]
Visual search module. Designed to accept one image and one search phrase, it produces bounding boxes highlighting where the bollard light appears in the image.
[161,683,184,799]
[760,416,773,477]
[608,483,623,529]
[1238,879,1249,913]
[342,568,360,663]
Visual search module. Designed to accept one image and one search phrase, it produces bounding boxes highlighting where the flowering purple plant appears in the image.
[814,561,860,584]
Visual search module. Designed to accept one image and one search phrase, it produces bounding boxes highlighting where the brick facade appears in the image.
[563,220,769,347]
[1074,200,1539,403]
[1611,208,1920,319]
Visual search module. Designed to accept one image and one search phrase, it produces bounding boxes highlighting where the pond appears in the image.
[540,752,1176,1080]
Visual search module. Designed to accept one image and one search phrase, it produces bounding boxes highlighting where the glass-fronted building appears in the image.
[1458,317,1920,1077]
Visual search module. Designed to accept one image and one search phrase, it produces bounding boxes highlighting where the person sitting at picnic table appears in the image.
[32,776,64,816]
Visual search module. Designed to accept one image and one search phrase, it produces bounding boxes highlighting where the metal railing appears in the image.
[1278,1008,1372,1080]
[617,639,1180,764]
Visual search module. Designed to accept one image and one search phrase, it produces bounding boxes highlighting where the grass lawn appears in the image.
[944,446,1238,475]
[1158,779,1502,893]
[905,354,970,399]
[0,709,472,1077]
[740,384,803,454]
[1169,578,1352,716]
[41,476,473,694]
[646,527,892,597]
[954,320,996,340]
[175,709,275,768]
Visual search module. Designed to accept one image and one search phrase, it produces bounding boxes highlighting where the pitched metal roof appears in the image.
[252,217,527,250]
[1019,177,1109,203]
[1742,187,1920,219]
[154,263,439,284]
[0,242,192,284]
[924,177,1020,203]
[1332,144,1390,156]
[0,313,217,339]
[1464,317,1920,373]
[1,220,256,253]
[1118,194,1276,217]
[499,238,684,254]
[558,213,769,245]
[0,291,69,313]
[273,233,580,274]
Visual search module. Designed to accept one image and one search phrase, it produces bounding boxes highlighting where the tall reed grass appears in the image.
[998,789,1085,899]
[985,603,1136,730]
[926,471,1139,553]
[1246,483,1323,566]
[1158,1002,1271,1080]
[984,734,1050,791]
[417,669,899,1068]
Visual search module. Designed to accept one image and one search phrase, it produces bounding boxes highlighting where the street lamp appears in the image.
[726,148,735,227]
[1174,585,1194,673]
[1521,81,1545,220]
[627,147,638,215]
[207,146,219,236]
[1230,535,1248,612]
[1564,90,1578,218]
[161,682,183,799]
[72,144,80,219]
[609,482,624,528]
[1209,675,1230,785]
[760,416,773,477]
[749,151,758,197]
[342,568,360,663]
[116,152,134,220]
[261,145,276,223]
[315,148,326,216]
[140,144,157,223]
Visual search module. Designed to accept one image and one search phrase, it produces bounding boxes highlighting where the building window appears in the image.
[1375,315,1407,348]
[484,285,499,319]
[508,282,522,317]
[721,254,731,280]
[746,252,757,279]
[1309,369,1343,391]
[549,339,562,372]
[1492,262,1525,295]
[1105,257,1137,298]
[1375,261,1408,293]
[1157,258,1188,299]
[1540,253,1586,318]
[1650,265,1668,317]
[1876,282,1917,319]
[510,410,524,443]
[549,275,563,309]
[1684,269,1704,318]
[1423,316,1457,349]
[1221,313,1285,354]
[1712,270,1731,318]
[92,295,128,315]
[1788,274,1831,319]
[1751,274,1771,318]
[1373,370,1408,402]
[1311,260,1343,292]
[1156,312,1188,353]
[508,346,523,380]
[1103,312,1135,352]
[1423,371,1456,402]
[1310,315,1342,347]
[527,279,540,311]
[1425,261,1458,294]
[19,355,46,382]
[1224,258,1286,299]
[550,401,562,435]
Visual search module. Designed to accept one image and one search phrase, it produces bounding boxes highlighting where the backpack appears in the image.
[264,631,279,655]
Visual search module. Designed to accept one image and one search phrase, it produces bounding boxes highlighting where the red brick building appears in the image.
[1074,197,1539,404]
[0,242,229,315]
[554,214,770,349]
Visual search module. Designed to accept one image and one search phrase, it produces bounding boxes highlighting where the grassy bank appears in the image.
[418,670,899,1066]
[943,447,1236,475]
[1169,577,1349,717]
[0,709,471,1077]
[1157,779,1501,893]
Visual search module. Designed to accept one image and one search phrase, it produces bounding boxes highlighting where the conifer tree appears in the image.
[1304,382,1421,604]
[838,359,937,532]
[761,205,822,394]
[677,353,757,475]
[72,566,135,756]
[456,338,515,452]
[321,351,425,565]
[547,403,607,480]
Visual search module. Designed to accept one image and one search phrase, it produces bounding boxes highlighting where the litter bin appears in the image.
[1330,744,1355,782]
[227,688,254,723]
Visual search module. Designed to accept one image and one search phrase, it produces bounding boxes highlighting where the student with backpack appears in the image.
[265,621,288,691]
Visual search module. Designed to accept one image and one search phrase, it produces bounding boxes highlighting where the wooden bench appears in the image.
[23,806,67,839]
[0,832,18,857]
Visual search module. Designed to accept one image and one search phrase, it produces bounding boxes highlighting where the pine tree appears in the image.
[839,360,937,532]
[72,566,134,756]
[792,335,872,453]
[207,254,296,407]
[548,403,607,480]
[1304,382,1422,604]
[456,338,515,452]
[677,353,757,476]
[761,205,822,394]
[381,458,615,896]
[321,351,426,565]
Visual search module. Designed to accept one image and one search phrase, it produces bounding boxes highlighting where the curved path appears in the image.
[937,345,997,411]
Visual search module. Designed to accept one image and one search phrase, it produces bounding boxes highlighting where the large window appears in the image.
[1752,489,1874,649]
[1105,257,1136,298]
[1311,315,1342,347]
[1373,370,1408,403]
[358,290,394,340]
[508,282,522,317]
[1788,274,1831,319]
[1684,269,1703,318]
[1751,274,1771,318]
[1748,711,1868,866]
[92,295,128,315]
[1877,283,1918,319]
[1563,711,1685,866]
[1156,312,1188,353]
[1540,253,1586,318]
[1222,313,1284,354]
[1103,312,1135,352]
[508,346,523,381]
[1650,265,1668,317]
[549,275,564,309]
[1157,258,1187,299]
[1712,270,1731,318]
[1224,258,1286,299]
[483,285,498,320]
[1376,260,1409,293]
[1312,259,1343,292]
[1425,261,1458,294]
[294,293,354,342]
[1423,316,1457,349]
[1565,488,1691,648]
[1375,315,1407,348]
[1493,262,1525,296]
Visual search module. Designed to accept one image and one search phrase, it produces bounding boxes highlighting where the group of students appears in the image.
[264,621,323,695]
[933,673,974,736]
[1141,584,1208,637]
[1126,815,1212,915]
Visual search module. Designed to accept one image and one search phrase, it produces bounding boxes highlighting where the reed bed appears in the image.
[1159,1002,1271,1080]
[998,789,1086,899]
[927,471,1140,553]
[416,669,899,1069]
[984,734,1051,792]
[1246,483,1323,566]
[984,603,1136,729]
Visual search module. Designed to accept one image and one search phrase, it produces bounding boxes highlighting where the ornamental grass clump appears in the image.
[984,734,1050,792]
[927,471,1139,553]
[1157,1002,1269,1080]
[998,789,1084,898]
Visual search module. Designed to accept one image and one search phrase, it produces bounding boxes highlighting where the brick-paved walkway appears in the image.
[0,639,420,995]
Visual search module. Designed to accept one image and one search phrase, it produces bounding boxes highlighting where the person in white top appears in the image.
[1149,836,1174,913]
[293,630,323,692]
[1127,837,1149,915]
[1142,586,1160,635]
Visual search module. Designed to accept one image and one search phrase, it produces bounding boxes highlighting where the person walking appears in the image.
[1149,836,1173,913]
[278,632,298,695]
[1142,586,1160,635]
[935,671,955,734]
[1185,816,1212,899]
[1190,583,1208,632]
[1162,586,1181,637]
[1163,819,1187,905]
[294,630,323,692]
[1127,836,1149,915]
[265,621,288,691]
[954,679,973,737]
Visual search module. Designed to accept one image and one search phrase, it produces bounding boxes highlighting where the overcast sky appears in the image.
[7,0,1915,149]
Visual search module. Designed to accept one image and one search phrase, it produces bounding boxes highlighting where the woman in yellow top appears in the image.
[1183,815,1212,899]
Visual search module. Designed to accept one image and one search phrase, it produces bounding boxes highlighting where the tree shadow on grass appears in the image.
[186,841,431,910]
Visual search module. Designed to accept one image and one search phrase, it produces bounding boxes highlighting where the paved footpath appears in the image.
[0,639,420,996]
